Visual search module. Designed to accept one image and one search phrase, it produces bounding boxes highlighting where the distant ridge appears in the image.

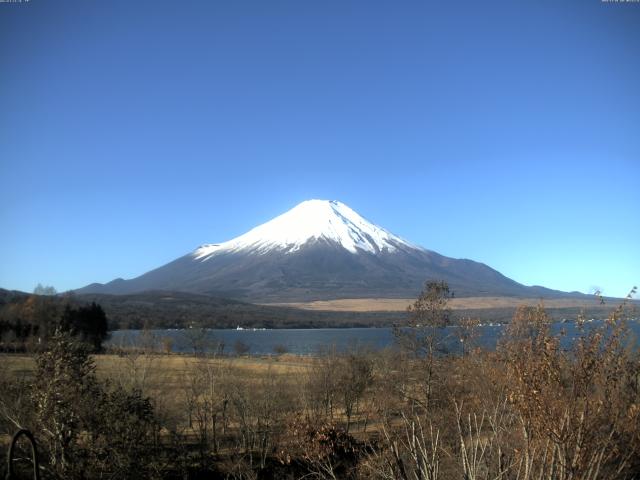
[0,287,627,331]
[76,199,586,302]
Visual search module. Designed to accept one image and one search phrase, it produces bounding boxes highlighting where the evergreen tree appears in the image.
[59,302,109,352]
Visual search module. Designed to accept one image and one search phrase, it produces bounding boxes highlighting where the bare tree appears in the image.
[395,280,452,410]
[33,283,57,296]
[305,346,341,422]
[336,350,374,434]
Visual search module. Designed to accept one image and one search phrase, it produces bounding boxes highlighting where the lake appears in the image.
[107,319,640,356]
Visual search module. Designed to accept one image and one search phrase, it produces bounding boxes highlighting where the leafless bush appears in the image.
[362,410,440,480]
[281,417,363,480]
[499,293,640,480]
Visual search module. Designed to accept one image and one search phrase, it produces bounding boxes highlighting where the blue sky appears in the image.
[1,0,638,298]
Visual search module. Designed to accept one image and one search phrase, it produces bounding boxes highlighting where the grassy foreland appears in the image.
[263,296,617,311]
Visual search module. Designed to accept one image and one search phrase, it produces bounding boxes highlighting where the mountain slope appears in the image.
[76,200,576,301]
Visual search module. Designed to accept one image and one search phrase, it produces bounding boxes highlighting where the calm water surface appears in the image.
[107,320,640,356]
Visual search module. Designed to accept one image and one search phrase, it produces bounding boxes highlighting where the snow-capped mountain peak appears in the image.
[76,199,555,302]
[193,199,416,260]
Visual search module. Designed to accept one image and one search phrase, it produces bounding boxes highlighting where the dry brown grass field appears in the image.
[0,352,316,452]
[263,296,613,311]
[1,352,312,393]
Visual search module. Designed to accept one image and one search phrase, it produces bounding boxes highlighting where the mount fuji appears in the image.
[77,200,567,301]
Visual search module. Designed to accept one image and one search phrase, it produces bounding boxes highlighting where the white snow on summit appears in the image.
[193,200,416,260]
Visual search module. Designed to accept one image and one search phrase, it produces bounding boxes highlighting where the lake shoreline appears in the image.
[105,319,640,356]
